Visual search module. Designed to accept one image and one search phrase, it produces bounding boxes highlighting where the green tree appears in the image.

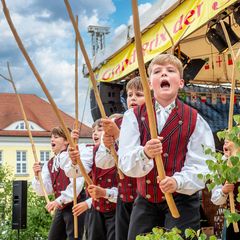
[0,164,52,239]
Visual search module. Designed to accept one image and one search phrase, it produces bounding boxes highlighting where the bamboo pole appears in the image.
[64,0,124,179]
[220,20,239,232]
[1,0,92,186]
[73,15,79,240]
[0,63,53,215]
[131,0,179,218]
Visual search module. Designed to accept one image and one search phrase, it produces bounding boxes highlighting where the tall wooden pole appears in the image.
[73,15,79,239]
[1,0,92,186]
[220,20,239,233]
[64,0,124,179]
[131,0,179,218]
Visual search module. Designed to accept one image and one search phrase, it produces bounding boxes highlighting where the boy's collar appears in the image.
[155,100,176,113]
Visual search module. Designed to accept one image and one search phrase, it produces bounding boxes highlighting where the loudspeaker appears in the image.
[12,180,27,229]
[90,82,124,121]
[183,59,206,83]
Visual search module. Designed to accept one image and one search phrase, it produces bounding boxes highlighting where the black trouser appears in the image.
[87,207,116,240]
[115,197,134,240]
[48,191,86,240]
[225,222,240,239]
[127,193,200,240]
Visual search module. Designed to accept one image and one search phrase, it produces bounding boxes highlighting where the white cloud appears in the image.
[128,3,152,25]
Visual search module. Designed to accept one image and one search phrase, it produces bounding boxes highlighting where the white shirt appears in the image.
[211,185,228,206]
[32,151,84,206]
[63,144,118,203]
[118,101,215,195]
[85,187,119,208]
[95,142,115,169]
[64,143,94,178]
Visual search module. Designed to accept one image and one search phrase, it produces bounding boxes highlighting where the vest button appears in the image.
[130,195,134,199]
[118,183,122,187]
[99,177,102,180]
[106,200,109,204]
[120,194,124,198]
[57,183,60,186]
[163,153,168,157]
[107,179,111,182]
[106,208,109,211]
[96,206,100,210]
[146,179,151,184]
[54,184,56,187]
[141,117,145,121]
[96,199,100,202]
[128,183,132,187]
[179,120,183,125]
[146,194,151,199]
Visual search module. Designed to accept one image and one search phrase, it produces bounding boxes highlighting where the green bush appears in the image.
[0,164,52,239]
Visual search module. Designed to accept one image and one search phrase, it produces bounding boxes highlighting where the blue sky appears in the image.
[0,0,155,126]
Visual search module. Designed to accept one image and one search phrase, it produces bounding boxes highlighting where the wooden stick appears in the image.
[73,15,79,240]
[131,0,179,218]
[64,0,124,179]
[220,20,239,233]
[1,0,92,186]
[0,63,53,215]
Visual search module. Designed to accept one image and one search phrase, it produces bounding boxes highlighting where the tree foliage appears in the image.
[0,164,52,239]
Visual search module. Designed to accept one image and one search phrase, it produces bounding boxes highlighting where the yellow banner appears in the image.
[95,0,237,82]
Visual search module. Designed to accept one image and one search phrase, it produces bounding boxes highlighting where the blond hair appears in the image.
[126,76,143,93]
[148,53,183,78]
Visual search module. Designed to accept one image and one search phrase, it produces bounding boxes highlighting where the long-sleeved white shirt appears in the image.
[211,185,228,206]
[118,101,215,195]
[63,144,118,203]
[63,143,94,178]
[32,151,84,206]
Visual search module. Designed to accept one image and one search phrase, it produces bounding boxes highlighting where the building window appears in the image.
[16,151,27,174]
[0,151,2,165]
[40,151,50,166]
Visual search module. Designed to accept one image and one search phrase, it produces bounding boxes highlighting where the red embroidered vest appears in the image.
[133,99,197,203]
[115,117,137,202]
[48,154,70,199]
[91,145,118,213]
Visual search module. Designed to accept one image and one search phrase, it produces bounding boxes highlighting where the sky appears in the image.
[0,0,155,127]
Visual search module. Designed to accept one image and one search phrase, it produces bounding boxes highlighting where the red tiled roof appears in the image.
[0,93,92,138]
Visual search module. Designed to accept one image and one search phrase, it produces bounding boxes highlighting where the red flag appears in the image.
[228,54,233,65]
[221,94,227,104]
[201,95,207,103]
[204,58,210,70]
[191,92,197,103]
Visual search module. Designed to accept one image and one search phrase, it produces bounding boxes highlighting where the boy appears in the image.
[32,127,86,240]
[211,140,240,239]
[95,77,145,240]
[118,54,215,239]
[67,119,118,240]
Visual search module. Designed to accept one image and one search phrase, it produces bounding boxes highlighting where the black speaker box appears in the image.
[12,180,27,229]
[183,59,206,82]
[90,82,124,121]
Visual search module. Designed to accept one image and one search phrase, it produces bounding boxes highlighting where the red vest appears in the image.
[48,154,70,199]
[133,99,197,203]
[115,117,137,202]
[91,145,118,213]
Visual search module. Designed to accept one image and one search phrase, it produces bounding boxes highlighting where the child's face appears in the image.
[150,63,184,105]
[51,134,68,154]
[92,124,103,144]
[127,88,145,109]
